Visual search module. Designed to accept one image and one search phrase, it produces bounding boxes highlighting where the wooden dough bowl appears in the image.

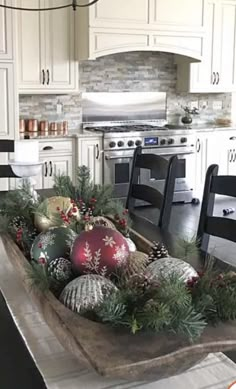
[2,230,236,381]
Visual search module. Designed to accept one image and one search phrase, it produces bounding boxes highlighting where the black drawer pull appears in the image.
[44,161,48,177]
[230,137,236,140]
[42,146,53,151]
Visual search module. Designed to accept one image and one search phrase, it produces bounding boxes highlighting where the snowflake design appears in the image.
[65,230,77,248]
[39,231,56,250]
[113,244,128,266]
[102,235,116,248]
[83,241,103,274]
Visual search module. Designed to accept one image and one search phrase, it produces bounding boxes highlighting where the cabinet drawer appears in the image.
[39,140,73,154]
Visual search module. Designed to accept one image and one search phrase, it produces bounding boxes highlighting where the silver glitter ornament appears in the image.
[59,274,117,313]
[125,237,136,252]
[145,256,198,284]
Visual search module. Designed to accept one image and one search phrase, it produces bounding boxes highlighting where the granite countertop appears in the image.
[34,125,236,141]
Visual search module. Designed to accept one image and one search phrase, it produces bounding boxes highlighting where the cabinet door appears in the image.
[149,0,204,32]
[0,63,15,139]
[189,0,220,92]
[78,138,103,185]
[44,0,77,91]
[0,0,13,59]
[217,1,236,90]
[89,0,149,28]
[43,155,73,189]
[17,0,45,90]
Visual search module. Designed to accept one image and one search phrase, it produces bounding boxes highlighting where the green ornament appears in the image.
[31,226,77,264]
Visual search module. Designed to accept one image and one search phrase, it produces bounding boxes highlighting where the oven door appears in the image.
[104,150,134,198]
[141,147,195,203]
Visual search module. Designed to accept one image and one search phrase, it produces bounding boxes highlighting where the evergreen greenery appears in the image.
[96,273,206,341]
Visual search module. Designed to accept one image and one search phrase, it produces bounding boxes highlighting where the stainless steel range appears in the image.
[82,92,196,203]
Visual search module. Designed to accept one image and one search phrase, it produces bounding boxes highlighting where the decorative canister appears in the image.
[39,121,49,137]
[49,122,57,136]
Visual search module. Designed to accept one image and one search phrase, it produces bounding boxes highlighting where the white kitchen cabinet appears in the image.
[17,0,77,93]
[177,0,236,93]
[0,0,13,60]
[77,138,103,185]
[35,155,73,190]
[149,0,205,32]
[77,0,204,60]
[194,132,222,198]
[217,132,236,175]
[0,63,16,139]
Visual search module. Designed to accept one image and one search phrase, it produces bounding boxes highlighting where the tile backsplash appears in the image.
[19,52,232,131]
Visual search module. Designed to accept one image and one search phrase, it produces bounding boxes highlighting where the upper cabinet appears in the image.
[177,0,236,93]
[17,0,78,93]
[0,63,16,139]
[77,0,205,61]
[0,0,13,60]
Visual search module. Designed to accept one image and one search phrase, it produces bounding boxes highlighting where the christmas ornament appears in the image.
[31,226,77,264]
[34,196,72,232]
[120,251,149,280]
[92,216,116,230]
[48,257,73,283]
[148,241,168,262]
[71,226,130,276]
[146,256,198,284]
[59,274,117,313]
[125,236,136,252]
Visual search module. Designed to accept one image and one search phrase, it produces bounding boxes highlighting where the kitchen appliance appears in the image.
[82,92,196,203]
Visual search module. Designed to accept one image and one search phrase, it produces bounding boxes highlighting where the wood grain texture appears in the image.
[2,232,236,381]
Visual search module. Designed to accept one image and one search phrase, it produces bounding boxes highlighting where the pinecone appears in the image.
[48,257,73,283]
[148,241,168,262]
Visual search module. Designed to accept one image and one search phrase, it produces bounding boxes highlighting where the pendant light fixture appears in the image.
[0,0,100,12]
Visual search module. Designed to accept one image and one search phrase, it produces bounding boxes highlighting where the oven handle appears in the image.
[145,150,195,156]
[105,155,133,160]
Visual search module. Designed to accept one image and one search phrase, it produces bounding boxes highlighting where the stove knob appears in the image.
[128,140,134,147]
[109,141,116,148]
[117,140,124,147]
[160,139,166,145]
[168,138,174,145]
[181,137,187,143]
[135,140,142,146]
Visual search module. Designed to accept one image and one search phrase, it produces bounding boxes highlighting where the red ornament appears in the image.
[71,226,130,276]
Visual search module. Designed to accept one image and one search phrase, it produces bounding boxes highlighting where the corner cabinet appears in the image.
[177,0,236,93]
[17,0,78,93]
[77,0,204,61]
[77,137,103,185]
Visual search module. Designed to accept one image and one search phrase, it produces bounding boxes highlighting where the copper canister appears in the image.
[63,121,68,135]
[19,119,25,139]
[39,120,49,136]
[28,119,38,138]
[49,122,57,136]
[56,122,64,136]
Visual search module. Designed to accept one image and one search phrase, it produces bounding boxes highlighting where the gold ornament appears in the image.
[119,251,149,281]
[92,216,116,230]
[34,196,72,232]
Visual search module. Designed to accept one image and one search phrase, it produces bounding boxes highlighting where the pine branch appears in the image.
[173,235,200,260]
[25,262,51,294]
[170,306,206,341]
[53,173,76,199]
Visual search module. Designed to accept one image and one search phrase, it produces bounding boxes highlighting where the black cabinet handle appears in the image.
[47,69,50,85]
[234,149,236,163]
[230,136,236,140]
[44,161,48,176]
[216,72,220,85]
[212,72,216,85]
[229,149,233,162]
[49,161,53,176]
[42,146,53,151]
[95,144,99,159]
[42,69,45,85]
[196,139,201,152]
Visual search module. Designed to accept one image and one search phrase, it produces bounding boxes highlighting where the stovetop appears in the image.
[86,124,189,133]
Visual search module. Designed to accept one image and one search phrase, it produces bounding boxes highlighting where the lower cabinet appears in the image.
[217,132,236,176]
[194,132,221,198]
[35,154,73,189]
[77,137,103,185]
